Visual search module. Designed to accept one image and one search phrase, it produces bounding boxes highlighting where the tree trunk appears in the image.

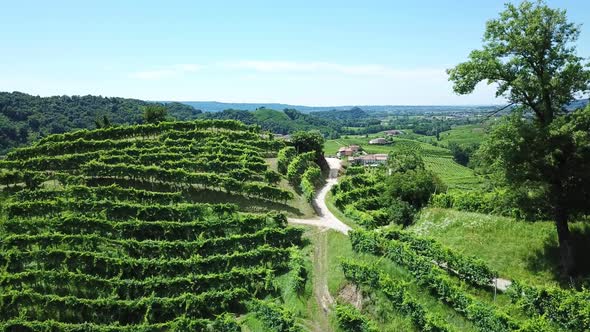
[555,207,575,276]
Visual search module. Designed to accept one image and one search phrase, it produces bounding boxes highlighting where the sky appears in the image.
[1,0,589,106]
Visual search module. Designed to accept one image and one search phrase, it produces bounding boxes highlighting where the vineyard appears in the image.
[328,161,590,332]
[0,119,306,331]
[342,228,590,332]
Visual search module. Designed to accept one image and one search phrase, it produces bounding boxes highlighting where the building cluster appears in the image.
[336,145,360,158]
[384,129,404,136]
[349,154,388,166]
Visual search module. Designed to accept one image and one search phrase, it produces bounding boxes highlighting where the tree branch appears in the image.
[484,103,516,120]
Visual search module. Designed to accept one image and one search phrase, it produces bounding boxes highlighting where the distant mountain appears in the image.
[170,101,500,114]
[175,99,590,114]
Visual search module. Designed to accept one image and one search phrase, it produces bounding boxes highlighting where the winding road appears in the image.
[287,158,351,235]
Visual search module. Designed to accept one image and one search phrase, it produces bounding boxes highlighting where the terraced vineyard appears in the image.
[423,156,483,189]
[0,120,305,330]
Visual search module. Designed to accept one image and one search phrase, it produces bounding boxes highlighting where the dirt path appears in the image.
[286,158,347,331]
[312,229,334,327]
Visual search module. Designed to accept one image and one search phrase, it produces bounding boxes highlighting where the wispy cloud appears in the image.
[130,64,203,80]
[221,60,442,78]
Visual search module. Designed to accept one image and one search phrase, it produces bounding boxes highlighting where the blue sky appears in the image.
[1,0,589,106]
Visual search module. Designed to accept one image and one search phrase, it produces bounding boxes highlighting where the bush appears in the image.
[334,304,379,332]
[430,189,548,220]
[385,198,415,227]
[300,164,324,202]
[286,152,316,185]
[383,169,444,210]
[507,281,590,331]
[345,166,366,176]
[246,299,301,332]
[277,146,296,175]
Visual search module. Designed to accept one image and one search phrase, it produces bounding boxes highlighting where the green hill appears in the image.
[0,91,201,155]
[0,119,308,330]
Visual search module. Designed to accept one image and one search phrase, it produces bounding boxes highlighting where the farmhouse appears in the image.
[349,154,388,166]
[384,130,404,136]
[336,145,362,158]
[337,147,354,158]
[368,138,388,145]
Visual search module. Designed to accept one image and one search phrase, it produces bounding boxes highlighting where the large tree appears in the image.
[448,0,590,275]
[143,105,168,124]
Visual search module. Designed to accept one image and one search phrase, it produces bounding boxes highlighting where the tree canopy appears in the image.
[448,0,590,276]
[143,105,169,124]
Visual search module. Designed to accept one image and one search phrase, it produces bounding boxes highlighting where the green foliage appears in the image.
[508,281,590,331]
[291,130,324,155]
[344,166,365,176]
[381,228,498,287]
[430,189,547,220]
[0,91,200,154]
[203,108,340,137]
[448,142,477,167]
[334,303,379,332]
[477,107,590,274]
[0,119,305,328]
[143,104,169,124]
[448,0,590,275]
[448,1,590,126]
[384,198,415,227]
[341,259,453,332]
[286,151,316,186]
[387,148,425,173]
[246,299,301,332]
[277,146,296,175]
[383,169,444,210]
[300,164,324,202]
[349,230,518,331]
[287,249,307,295]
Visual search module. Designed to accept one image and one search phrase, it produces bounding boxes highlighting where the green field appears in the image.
[410,208,590,288]
[438,124,487,147]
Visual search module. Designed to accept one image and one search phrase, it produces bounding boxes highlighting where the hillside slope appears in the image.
[0,119,307,330]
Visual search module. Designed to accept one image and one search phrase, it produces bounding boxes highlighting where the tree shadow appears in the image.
[526,222,590,287]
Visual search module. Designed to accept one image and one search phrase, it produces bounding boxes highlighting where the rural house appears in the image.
[368,138,388,145]
[349,154,388,166]
[384,130,404,136]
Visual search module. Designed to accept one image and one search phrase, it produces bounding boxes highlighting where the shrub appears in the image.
[286,152,315,185]
[385,198,415,227]
[277,147,296,175]
[300,164,324,202]
[334,304,379,332]
[246,299,301,332]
